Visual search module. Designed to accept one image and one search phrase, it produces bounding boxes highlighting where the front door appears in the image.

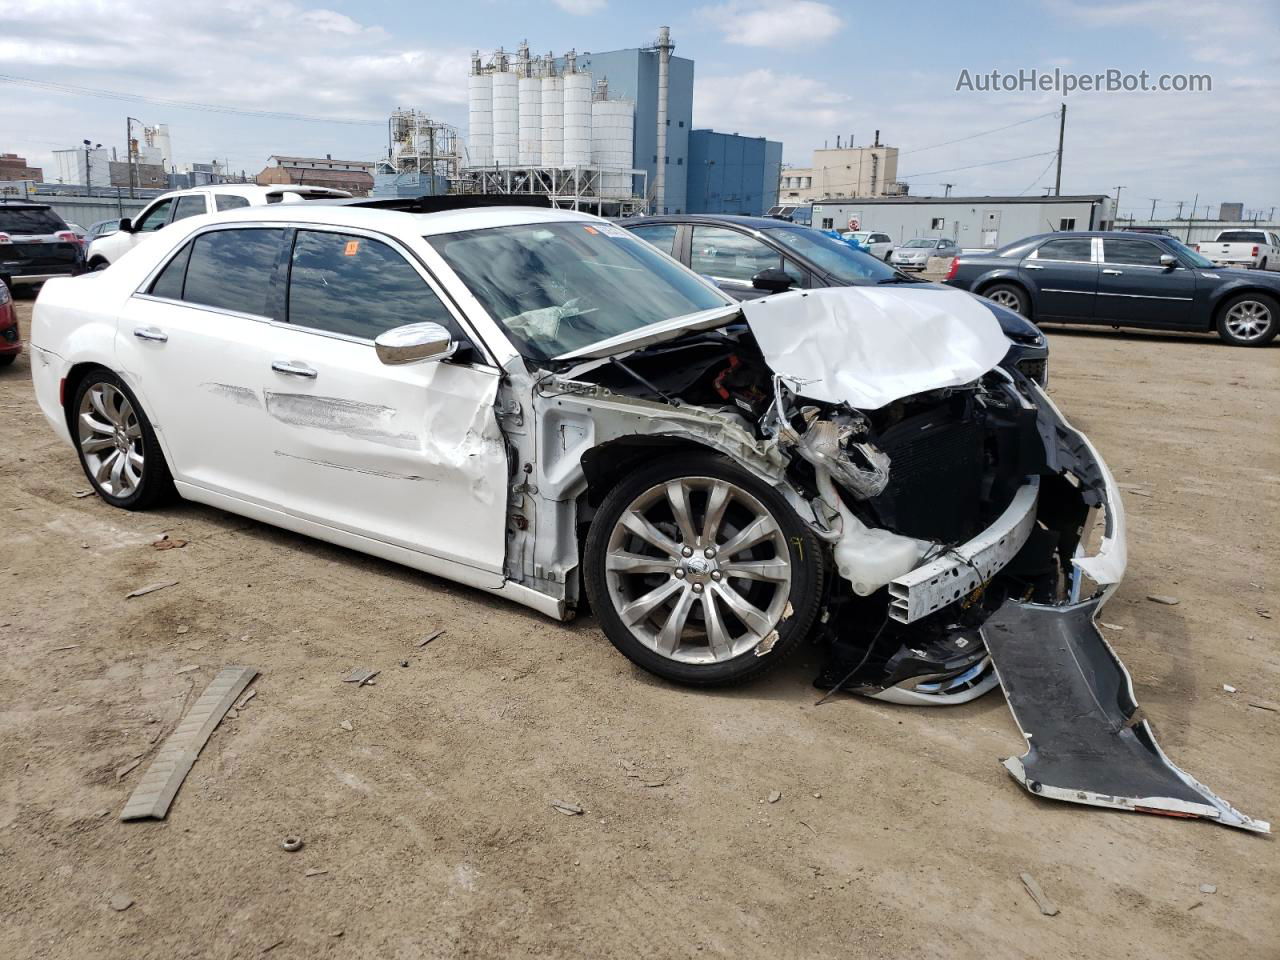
[250,227,509,578]
[688,224,803,299]
[1022,237,1098,321]
[1096,237,1198,327]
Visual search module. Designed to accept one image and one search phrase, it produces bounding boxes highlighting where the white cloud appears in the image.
[552,0,607,13]
[695,69,852,155]
[697,1,844,49]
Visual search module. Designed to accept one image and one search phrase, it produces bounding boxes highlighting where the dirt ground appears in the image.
[1,295,1276,960]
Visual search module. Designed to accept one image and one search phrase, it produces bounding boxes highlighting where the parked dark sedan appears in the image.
[620,214,1049,383]
[944,231,1279,347]
[0,202,85,294]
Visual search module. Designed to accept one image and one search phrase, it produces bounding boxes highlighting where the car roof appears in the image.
[187,202,606,236]
[619,214,798,231]
[0,202,53,210]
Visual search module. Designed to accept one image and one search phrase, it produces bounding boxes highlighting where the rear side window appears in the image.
[0,207,66,233]
[149,242,193,300]
[286,230,457,340]
[183,228,285,316]
[171,195,207,223]
[1034,238,1093,262]
[216,195,251,212]
[628,224,679,257]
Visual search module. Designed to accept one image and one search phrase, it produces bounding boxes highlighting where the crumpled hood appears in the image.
[741,286,1011,410]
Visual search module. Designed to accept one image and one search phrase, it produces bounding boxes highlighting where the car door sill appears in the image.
[173,481,562,619]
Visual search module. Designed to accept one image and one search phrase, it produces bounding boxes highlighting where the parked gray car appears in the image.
[890,237,959,271]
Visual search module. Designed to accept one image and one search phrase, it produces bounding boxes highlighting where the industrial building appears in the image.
[686,130,782,215]
[780,135,904,203]
[809,194,1115,249]
[0,152,43,182]
[256,155,375,195]
[373,109,462,198]
[464,27,784,216]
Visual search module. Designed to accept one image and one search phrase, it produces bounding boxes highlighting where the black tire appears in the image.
[89,258,110,272]
[1260,258,1268,271]
[0,353,15,368]
[983,283,1030,317]
[70,369,174,509]
[1215,292,1279,347]
[583,451,824,686]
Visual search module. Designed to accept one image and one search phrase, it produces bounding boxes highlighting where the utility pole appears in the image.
[1114,185,1125,225]
[1149,198,1159,220]
[1186,192,1198,243]
[942,182,953,197]
[1054,102,1066,196]
[125,116,141,199]
[1175,200,1185,219]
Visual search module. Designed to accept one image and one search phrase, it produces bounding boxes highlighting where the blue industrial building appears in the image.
[685,130,783,216]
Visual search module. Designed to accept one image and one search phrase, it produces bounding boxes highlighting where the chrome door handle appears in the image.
[271,360,318,379]
[133,326,168,342]
[1025,264,1044,270]
[1102,268,1123,275]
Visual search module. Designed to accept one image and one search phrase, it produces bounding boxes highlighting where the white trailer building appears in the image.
[809,195,1115,250]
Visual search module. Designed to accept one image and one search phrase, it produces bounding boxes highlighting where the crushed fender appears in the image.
[982,599,1269,834]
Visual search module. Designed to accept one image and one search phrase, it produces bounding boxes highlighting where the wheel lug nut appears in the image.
[681,546,693,557]
[674,568,686,579]
[711,571,722,581]
[692,583,704,594]
[704,547,716,558]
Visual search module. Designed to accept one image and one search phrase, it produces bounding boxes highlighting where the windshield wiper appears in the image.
[876,275,922,284]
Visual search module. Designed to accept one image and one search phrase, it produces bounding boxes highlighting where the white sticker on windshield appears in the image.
[593,223,630,239]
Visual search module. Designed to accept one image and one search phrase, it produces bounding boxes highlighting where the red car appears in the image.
[0,280,20,367]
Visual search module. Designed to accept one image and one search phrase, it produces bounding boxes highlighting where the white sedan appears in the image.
[841,230,893,260]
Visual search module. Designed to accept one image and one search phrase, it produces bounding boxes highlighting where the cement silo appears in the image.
[563,67,593,167]
[518,75,542,165]
[466,54,493,168]
[540,63,564,168]
[591,92,634,198]
[491,60,518,167]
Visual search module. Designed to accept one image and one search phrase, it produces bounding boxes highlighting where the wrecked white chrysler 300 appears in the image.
[29,201,1266,832]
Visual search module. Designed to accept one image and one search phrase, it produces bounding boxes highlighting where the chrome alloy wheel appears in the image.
[1224,299,1273,342]
[78,382,144,497]
[603,477,792,665]
[987,289,1022,311]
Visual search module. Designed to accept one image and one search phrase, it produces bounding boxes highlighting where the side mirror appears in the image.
[752,267,794,293]
[1159,254,1177,269]
[375,322,457,365]
[118,217,134,233]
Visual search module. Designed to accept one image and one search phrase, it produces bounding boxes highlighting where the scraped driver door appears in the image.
[255,228,508,581]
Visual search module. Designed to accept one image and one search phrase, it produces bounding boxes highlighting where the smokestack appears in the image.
[654,25,673,213]
[874,129,880,147]
[836,135,841,149]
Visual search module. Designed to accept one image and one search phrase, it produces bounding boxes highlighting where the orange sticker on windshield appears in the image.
[343,240,360,256]
[582,225,599,234]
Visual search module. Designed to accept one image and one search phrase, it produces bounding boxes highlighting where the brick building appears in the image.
[256,154,374,196]
[0,152,44,182]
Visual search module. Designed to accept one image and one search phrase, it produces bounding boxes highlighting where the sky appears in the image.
[1,0,1276,220]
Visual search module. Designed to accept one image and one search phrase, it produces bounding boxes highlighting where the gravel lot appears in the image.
[1,295,1277,959]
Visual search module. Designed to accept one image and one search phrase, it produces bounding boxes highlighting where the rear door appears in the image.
[1022,237,1098,321]
[247,227,509,578]
[1097,237,1197,327]
[688,224,806,299]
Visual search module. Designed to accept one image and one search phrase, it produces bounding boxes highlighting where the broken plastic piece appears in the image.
[983,600,1268,834]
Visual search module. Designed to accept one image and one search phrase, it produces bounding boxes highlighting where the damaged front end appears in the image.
[511,285,1265,832]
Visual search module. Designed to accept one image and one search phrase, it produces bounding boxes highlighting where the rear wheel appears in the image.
[1216,292,1278,346]
[983,283,1029,316]
[0,354,15,368]
[584,452,823,686]
[71,370,174,509]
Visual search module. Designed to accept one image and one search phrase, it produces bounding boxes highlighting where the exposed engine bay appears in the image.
[496,286,1267,833]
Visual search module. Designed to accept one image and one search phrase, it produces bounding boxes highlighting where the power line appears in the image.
[898,150,1059,181]
[1017,153,1060,196]
[896,110,1059,158]
[0,74,385,126]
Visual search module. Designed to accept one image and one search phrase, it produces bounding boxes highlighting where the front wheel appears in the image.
[584,452,824,686]
[71,370,174,509]
[1216,292,1278,346]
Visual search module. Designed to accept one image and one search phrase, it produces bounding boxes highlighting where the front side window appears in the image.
[183,228,285,316]
[1104,239,1166,266]
[216,194,251,212]
[426,221,728,362]
[628,223,679,257]
[133,198,174,232]
[1034,238,1094,262]
[287,231,456,340]
[767,227,897,284]
[171,194,207,223]
[1164,237,1212,268]
[690,226,780,281]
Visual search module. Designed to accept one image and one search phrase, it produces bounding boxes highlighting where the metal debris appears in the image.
[126,580,178,599]
[109,894,134,912]
[120,665,259,821]
[1146,595,1180,606]
[1019,873,1059,916]
[235,689,257,710]
[280,836,304,852]
[416,628,445,648]
[768,790,782,804]
[1223,684,1237,693]
[341,667,379,686]
[115,759,142,781]
[73,490,95,499]
[1199,883,1217,894]
[550,801,584,816]
[1099,622,1124,631]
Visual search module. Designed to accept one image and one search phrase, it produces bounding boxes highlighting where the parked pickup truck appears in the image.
[1195,230,1280,271]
